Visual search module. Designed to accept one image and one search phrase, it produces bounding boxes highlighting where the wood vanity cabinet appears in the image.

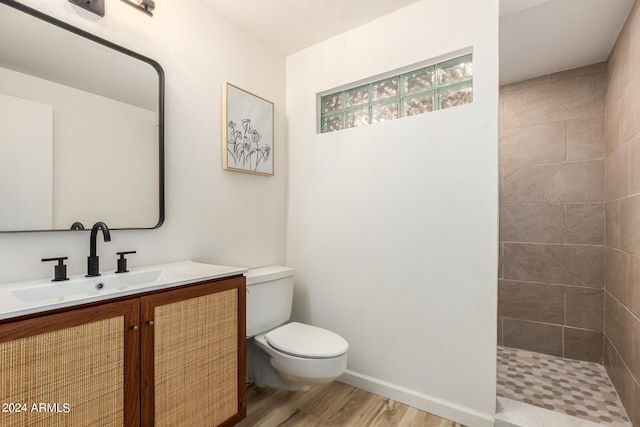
[0,275,246,427]
[140,276,246,427]
[0,299,141,427]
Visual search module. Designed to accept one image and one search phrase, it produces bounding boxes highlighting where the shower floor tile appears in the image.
[497,346,630,426]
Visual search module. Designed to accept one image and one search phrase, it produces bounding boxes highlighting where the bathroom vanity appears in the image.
[0,262,247,427]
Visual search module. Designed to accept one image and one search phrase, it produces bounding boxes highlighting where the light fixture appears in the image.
[122,0,155,16]
[68,0,105,17]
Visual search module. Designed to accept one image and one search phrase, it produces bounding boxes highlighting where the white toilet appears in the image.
[245,266,348,391]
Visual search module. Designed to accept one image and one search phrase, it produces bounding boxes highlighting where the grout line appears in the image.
[500,202,566,205]
[502,241,606,248]
[500,278,603,289]
[501,202,603,206]
[502,316,601,332]
[501,158,604,169]
[609,192,640,202]
[604,288,640,324]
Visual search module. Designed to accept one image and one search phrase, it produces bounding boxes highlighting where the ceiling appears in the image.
[499,0,635,84]
[202,0,421,56]
[202,0,636,85]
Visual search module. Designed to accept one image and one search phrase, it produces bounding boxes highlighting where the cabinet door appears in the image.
[0,300,140,427]
[141,276,246,427]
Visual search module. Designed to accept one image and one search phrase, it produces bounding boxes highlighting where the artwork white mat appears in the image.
[223,83,274,175]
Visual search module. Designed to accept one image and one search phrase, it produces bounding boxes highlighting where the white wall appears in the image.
[0,93,53,230]
[0,0,287,282]
[285,1,499,425]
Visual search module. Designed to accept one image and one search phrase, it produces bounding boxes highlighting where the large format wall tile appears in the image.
[500,204,564,243]
[564,327,603,363]
[503,73,605,129]
[620,79,640,146]
[499,121,565,166]
[499,91,504,131]
[630,381,640,427]
[551,62,606,83]
[565,203,604,244]
[503,318,563,356]
[606,18,630,107]
[621,195,640,256]
[604,294,633,373]
[606,94,623,156]
[604,338,637,423]
[605,144,630,201]
[629,255,640,319]
[498,242,503,279]
[633,315,640,385]
[605,3,640,419]
[498,280,565,323]
[499,63,608,365]
[621,309,639,390]
[499,167,504,205]
[503,75,551,93]
[627,383,640,426]
[503,243,604,287]
[606,248,630,306]
[503,161,604,204]
[566,286,604,331]
[630,133,640,194]
[606,201,621,249]
[566,117,606,161]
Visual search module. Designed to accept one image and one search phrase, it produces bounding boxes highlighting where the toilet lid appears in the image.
[265,322,349,359]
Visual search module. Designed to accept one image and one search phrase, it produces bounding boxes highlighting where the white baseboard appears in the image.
[339,370,495,427]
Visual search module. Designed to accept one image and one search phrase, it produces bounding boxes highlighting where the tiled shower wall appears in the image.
[604,0,640,424]
[498,63,606,363]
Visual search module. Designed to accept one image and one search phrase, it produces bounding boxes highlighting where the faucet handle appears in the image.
[42,257,69,282]
[116,251,136,274]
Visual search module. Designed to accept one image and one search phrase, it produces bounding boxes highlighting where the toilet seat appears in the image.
[265,322,349,359]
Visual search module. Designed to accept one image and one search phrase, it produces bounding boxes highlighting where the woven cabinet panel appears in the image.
[0,317,124,427]
[154,288,238,426]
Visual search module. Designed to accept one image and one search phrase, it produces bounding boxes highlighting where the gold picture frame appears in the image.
[222,82,274,176]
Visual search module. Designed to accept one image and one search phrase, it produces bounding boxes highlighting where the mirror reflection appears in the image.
[0,0,164,232]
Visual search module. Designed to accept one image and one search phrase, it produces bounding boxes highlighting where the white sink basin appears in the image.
[0,261,247,320]
[13,269,167,302]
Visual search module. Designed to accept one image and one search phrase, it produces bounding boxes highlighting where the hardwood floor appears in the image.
[236,381,464,426]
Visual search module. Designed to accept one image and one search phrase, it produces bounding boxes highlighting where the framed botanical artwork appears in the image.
[222,82,274,175]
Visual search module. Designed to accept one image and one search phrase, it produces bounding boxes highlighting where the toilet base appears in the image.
[247,339,310,391]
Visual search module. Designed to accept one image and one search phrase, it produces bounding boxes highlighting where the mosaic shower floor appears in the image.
[497,346,630,426]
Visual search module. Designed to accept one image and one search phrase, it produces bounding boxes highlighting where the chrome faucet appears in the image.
[86,221,111,277]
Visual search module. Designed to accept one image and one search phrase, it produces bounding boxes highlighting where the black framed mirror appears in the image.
[0,0,164,232]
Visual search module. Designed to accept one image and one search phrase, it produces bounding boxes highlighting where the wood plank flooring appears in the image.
[236,381,464,426]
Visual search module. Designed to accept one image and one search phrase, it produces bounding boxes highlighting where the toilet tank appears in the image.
[245,266,294,338]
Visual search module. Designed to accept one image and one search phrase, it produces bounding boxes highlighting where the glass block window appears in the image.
[319,53,472,133]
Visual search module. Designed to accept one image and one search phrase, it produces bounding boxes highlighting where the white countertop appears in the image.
[0,261,247,321]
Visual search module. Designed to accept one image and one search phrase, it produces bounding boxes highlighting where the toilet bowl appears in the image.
[245,266,348,391]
